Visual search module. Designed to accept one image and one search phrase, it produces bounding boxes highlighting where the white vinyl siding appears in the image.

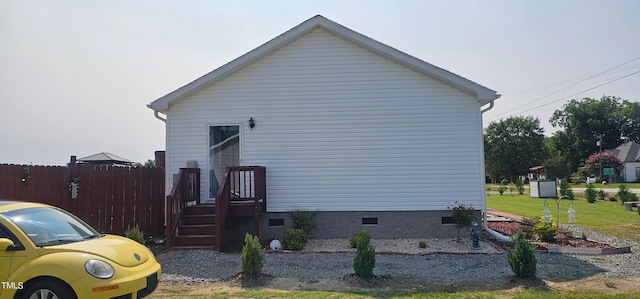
[165,28,485,212]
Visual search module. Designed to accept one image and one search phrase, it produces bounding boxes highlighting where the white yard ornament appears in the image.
[69,182,79,199]
[269,239,282,250]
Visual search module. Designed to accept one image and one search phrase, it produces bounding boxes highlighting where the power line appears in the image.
[507,69,640,113]
[484,56,640,123]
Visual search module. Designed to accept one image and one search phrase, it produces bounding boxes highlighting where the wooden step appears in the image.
[172,234,216,247]
[178,224,216,235]
[181,214,215,225]
[184,204,216,215]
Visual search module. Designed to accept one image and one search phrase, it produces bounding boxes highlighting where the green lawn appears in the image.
[487,193,640,242]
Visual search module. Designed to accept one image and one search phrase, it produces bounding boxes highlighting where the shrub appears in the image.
[516,217,535,239]
[506,231,537,278]
[449,202,475,240]
[353,235,375,277]
[282,229,307,250]
[418,241,427,249]
[515,179,525,195]
[617,184,639,203]
[508,184,516,195]
[597,189,607,201]
[533,216,557,242]
[125,226,145,245]
[349,230,371,248]
[584,183,597,203]
[287,207,319,235]
[559,178,571,197]
[498,185,507,195]
[241,234,264,275]
[565,188,575,200]
[608,196,618,202]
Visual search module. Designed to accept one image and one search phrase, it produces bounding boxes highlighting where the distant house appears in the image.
[606,142,640,182]
[148,15,499,241]
[77,152,134,166]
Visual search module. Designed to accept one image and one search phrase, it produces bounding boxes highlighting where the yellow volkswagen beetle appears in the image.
[0,201,161,299]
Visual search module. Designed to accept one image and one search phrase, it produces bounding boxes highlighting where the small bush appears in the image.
[515,179,525,195]
[287,207,320,235]
[418,241,427,248]
[449,202,475,240]
[597,189,607,201]
[241,234,264,275]
[608,196,618,202]
[282,229,307,250]
[565,188,575,200]
[533,216,557,242]
[617,184,639,203]
[559,178,571,197]
[508,184,516,195]
[125,226,145,245]
[498,185,507,195]
[506,231,537,278]
[353,236,376,277]
[349,230,371,248]
[584,183,597,203]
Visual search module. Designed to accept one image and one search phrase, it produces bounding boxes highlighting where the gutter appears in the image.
[154,111,167,123]
[147,104,167,123]
[480,94,501,114]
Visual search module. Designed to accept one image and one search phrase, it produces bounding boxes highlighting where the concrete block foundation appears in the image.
[258,210,482,241]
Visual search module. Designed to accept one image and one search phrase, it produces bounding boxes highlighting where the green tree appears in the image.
[584,152,623,178]
[484,116,548,181]
[549,96,640,175]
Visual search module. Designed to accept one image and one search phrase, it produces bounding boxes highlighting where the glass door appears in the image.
[209,125,240,199]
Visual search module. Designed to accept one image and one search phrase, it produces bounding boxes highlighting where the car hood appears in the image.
[38,235,150,267]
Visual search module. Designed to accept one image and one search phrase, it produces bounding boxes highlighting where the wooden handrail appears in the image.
[214,166,266,248]
[165,168,200,248]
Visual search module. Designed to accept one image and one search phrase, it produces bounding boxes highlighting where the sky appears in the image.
[1,0,639,166]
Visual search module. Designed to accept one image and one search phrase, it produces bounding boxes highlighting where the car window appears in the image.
[1,207,99,247]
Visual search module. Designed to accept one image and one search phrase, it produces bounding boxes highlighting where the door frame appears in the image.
[206,123,243,203]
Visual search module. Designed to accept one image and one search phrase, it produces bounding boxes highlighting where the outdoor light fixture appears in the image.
[249,117,255,130]
[543,202,551,223]
[565,196,576,223]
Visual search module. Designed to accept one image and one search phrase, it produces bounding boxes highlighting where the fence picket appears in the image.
[0,163,165,238]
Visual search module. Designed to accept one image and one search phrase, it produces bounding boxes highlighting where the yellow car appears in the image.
[0,201,161,299]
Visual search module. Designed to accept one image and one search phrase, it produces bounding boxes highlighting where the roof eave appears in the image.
[148,15,499,111]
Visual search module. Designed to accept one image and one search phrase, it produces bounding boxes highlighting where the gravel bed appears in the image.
[157,229,640,284]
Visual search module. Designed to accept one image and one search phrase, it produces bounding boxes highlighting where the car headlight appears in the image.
[85,259,114,279]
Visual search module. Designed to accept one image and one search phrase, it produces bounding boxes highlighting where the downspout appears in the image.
[153,110,167,123]
[480,94,500,114]
[149,106,167,227]
[480,95,512,242]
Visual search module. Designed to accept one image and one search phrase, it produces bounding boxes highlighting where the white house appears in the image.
[148,15,500,240]
[607,142,640,182]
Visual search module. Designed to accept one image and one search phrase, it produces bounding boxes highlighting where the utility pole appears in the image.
[597,135,603,182]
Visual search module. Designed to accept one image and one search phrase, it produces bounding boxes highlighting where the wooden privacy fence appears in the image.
[0,162,165,238]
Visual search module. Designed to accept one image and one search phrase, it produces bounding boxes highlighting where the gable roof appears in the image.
[148,15,499,113]
[78,152,134,165]
[606,142,640,162]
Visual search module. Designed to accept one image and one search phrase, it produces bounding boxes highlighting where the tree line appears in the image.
[484,95,640,183]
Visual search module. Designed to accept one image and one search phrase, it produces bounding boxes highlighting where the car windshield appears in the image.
[2,207,100,247]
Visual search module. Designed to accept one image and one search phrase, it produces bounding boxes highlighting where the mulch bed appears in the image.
[486,221,617,251]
